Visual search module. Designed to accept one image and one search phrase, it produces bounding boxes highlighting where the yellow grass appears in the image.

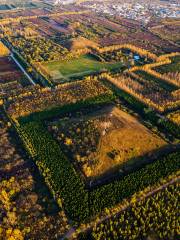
[167,110,180,126]
[55,105,168,179]
[84,106,167,177]
[67,37,99,50]
[0,41,10,57]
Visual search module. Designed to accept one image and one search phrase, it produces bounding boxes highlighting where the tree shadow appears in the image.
[87,143,180,189]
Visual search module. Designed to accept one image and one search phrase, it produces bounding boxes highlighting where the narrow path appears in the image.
[11,53,36,85]
[62,176,180,239]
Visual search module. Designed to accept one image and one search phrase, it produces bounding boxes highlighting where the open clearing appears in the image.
[49,105,167,179]
[42,54,123,82]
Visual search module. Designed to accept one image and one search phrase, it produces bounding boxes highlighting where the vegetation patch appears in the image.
[80,181,179,240]
[134,70,177,92]
[7,78,113,119]
[155,55,180,73]
[0,41,10,57]
[16,97,180,222]
[167,110,180,126]
[49,105,167,180]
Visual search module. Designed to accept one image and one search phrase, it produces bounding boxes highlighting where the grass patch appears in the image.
[155,56,180,73]
[42,54,123,82]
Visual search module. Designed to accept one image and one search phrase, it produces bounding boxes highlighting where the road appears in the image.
[11,53,36,85]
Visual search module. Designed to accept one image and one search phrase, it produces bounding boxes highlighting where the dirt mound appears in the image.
[67,37,99,50]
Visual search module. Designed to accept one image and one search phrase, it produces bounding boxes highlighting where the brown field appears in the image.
[0,57,23,84]
[50,105,167,179]
[0,57,18,72]
[0,56,29,98]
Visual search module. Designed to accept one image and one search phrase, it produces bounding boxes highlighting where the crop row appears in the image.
[99,72,180,113]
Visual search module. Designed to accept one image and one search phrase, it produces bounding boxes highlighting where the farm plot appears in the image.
[0,56,30,98]
[42,54,123,83]
[150,20,180,44]
[49,105,167,180]
[99,22,179,54]
[0,57,23,83]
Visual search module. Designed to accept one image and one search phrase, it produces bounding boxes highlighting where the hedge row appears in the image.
[89,150,180,215]
[19,119,180,222]
[20,121,89,222]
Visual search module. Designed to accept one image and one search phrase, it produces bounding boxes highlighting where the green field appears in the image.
[156,56,180,73]
[43,54,123,82]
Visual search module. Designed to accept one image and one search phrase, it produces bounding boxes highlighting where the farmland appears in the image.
[0,55,31,99]
[0,1,179,239]
[150,19,180,45]
[0,57,22,83]
[49,105,167,180]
